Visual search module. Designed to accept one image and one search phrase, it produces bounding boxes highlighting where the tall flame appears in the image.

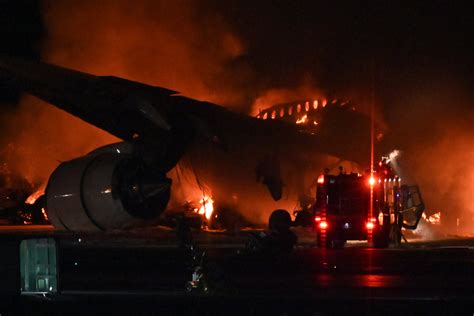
[196,195,214,220]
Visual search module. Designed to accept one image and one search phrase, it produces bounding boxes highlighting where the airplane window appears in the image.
[297,104,301,113]
[313,100,318,109]
[280,108,285,117]
[263,112,268,120]
[305,101,310,111]
[271,110,276,119]
[288,106,293,115]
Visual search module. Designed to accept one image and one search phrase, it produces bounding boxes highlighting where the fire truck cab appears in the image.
[312,160,424,248]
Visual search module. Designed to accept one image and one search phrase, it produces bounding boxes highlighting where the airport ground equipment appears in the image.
[296,159,424,248]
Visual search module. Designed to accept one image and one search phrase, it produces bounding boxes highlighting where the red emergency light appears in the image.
[317,174,325,184]
[366,217,377,230]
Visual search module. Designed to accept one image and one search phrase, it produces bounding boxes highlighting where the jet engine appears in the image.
[45,144,171,231]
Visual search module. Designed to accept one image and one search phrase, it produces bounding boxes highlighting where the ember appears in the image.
[41,207,49,222]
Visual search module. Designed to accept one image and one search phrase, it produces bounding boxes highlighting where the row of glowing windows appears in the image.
[257,99,345,120]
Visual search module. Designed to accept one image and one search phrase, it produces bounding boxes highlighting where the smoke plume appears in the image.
[386,75,473,236]
[3,0,251,185]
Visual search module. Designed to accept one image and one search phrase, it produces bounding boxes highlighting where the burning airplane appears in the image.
[0,56,384,231]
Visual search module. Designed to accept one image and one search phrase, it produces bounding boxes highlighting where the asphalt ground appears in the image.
[1,225,474,315]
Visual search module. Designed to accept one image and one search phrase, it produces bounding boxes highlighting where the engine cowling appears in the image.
[45,151,171,231]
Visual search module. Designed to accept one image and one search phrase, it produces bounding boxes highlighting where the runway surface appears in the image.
[1,226,473,314]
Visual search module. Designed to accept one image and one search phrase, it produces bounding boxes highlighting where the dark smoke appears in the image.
[3,0,255,186]
[41,0,252,107]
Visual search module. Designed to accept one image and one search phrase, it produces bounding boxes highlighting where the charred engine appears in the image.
[45,142,171,231]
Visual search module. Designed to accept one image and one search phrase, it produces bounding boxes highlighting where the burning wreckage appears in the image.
[0,157,48,225]
[0,56,426,243]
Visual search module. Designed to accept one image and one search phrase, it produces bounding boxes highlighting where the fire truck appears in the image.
[299,158,425,248]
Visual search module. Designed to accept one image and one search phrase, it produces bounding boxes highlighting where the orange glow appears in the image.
[317,174,325,184]
[297,104,301,113]
[314,216,322,222]
[378,212,384,225]
[12,0,250,191]
[368,176,376,186]
[422,211,441,225]
[279,108,285,117]
[25,188,45,205]
[195,195,214,220]
[271,110,276,119]
[366,222,374,230]
[41,207,49,221]
[263,112,268,120]
[319,221,328,229]
[296,114,307,124]
[288,106,293,115]
[313,100,318,109]
[305,101,310,111]
[322,99,327,107]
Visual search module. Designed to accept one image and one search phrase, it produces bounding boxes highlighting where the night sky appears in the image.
[213,1,472,94]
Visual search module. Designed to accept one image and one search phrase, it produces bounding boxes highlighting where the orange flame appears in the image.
[25,187,45,205]
[296,114,308,124]
[422,211,441,225]
[195,195,214,220]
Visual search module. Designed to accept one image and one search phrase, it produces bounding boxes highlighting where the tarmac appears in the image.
[1,225,473,315]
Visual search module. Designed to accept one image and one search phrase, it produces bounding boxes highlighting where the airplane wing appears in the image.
[0,56,375,231]
[0,56,302,168]
[0,55,373,163]
[0,56,178,142]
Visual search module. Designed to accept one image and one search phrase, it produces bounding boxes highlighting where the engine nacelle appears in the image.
[45,151,171,231]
